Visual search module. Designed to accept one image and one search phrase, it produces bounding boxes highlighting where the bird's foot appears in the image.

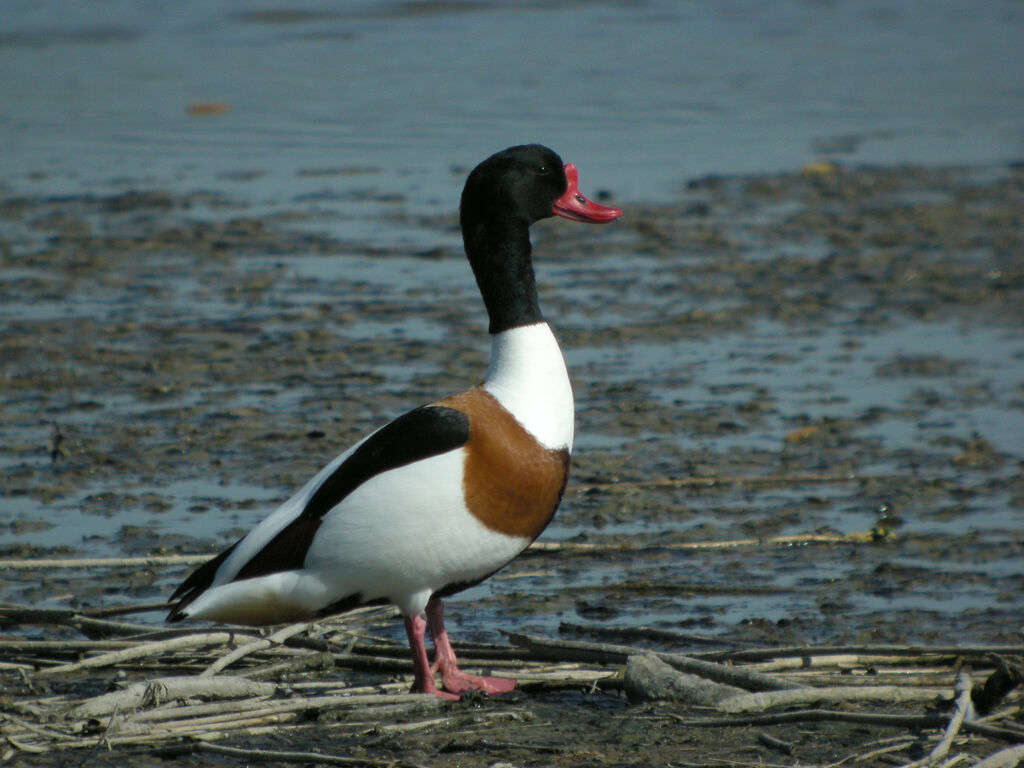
[439,667,516,696]
[422,598,516,696]
[409,676,461,700]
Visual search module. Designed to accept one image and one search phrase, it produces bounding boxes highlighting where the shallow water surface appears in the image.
[2,0,1022,205]
[1,1,1022,648]
[2,161,1022,648]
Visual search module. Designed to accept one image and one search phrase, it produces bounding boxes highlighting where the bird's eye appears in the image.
[537,165,549,175]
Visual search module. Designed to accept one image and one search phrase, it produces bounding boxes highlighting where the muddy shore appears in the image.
[1,161,1022,765]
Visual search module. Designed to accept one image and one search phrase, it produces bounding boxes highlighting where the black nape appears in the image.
[459,145,567,334]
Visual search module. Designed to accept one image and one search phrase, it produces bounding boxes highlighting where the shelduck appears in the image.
[167,145,622,697]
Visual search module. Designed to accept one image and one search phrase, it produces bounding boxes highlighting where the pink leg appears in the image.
[426,598,516,695]
[403,614,458,699]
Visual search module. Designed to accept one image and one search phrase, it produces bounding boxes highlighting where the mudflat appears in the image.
[1,162,1022,765]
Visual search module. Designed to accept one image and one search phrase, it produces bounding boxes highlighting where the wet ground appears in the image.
[3,157,1023,638]
[2,160,1024,765]
[2,160,1023,765]
[3,2,1023,764]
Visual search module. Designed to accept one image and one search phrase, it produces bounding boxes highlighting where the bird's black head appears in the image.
[458,144,621,334]
[460,143,622,233]
[460,144,568,228]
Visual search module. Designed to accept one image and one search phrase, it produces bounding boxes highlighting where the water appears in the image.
[2,0,1022,645]
[2,0,1022,207]
[575,319,1024,455]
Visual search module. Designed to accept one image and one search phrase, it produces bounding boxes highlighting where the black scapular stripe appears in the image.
[300,404,470,524]
[166,404,472,623]
[167,405,470,621]
[234,404,470,581]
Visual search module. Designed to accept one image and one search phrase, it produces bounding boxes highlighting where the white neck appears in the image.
[482,322,574,452]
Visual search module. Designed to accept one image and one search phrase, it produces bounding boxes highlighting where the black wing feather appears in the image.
[166,405,470,622]
[298,404,470,523]
[166,541,239,622]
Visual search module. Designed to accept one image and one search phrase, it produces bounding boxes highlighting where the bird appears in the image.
[166,144,622,698]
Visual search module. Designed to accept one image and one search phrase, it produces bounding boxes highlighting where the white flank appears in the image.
[200,434,371,589]
[482,322,574,451]
[184,449,530,622]
[305,449,528,616]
